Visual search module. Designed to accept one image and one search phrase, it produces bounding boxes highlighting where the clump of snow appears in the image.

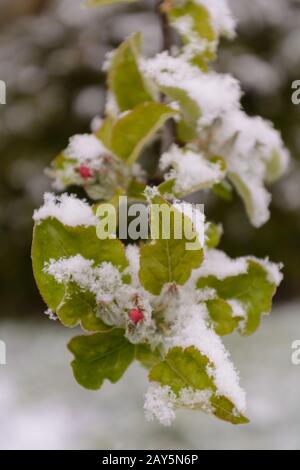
[160,144,225,194]
[126,244,140,288]
[251,257,283,286]
[195,249,248,280]
[191,250,283,286]
[141,53,241,129]
[44,308,58,321]
[227,300,247,319]
[195,287,217,302]
[179,387,213,412]
[143,185,160,203]
[33,193,98,227]
[209,110,289,179]
[195,0,237,38]
[169,0,236,63]
[206,109,290,227]
[65,134,110,168]
[144,383,213,426]
[44,255,157,346]
[144,384,176,426]
[164,302,246,414]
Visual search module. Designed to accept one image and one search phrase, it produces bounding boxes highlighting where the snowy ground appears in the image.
[0,302,300,450]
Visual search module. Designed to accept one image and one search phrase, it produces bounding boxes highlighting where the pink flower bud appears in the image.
[128,308,144,324]
[79,165,92,179]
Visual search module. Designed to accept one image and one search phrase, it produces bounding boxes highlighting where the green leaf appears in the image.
[210,395,249,425]
[68,329,135,390]
[149,346,248,425]
[167,0,215,42]
[57,283,110,332]
[212,179,233,202]
[108,33,154,112]
[158,179,176,197]
[159,85,200,142]
[197,260,278,335]
[127,180,147,201]
[149,346,214,394]
[95,115,115,149]
[265,150,287,183]
[110,102,177,165]
[205,222,222,249]
[139,198,203,295]
[206,298,240,336]
[228,172,270,228]
[32,218,128,321]
[135,344,162,369]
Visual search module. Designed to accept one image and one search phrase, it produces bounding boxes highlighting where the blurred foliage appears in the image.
[0,0,299,316]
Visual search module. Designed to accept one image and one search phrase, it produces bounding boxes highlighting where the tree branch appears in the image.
[157,1,177,153]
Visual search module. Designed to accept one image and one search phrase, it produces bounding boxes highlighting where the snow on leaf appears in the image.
[31,216,128,320]
[207,109,289,227]
[148,346,248,425]
[56,282,109,332]
[160,144,226,196]
[196,253,282,335]
[141,53,241,140]
[139,197,203,295]
[162,0,236,66]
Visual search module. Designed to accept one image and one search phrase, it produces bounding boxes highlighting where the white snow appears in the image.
[44,254,156,345]
[209,110,289,178]
[227,300,247,319]
[144,383,213,426]
[195,249,248,280]
[125,244,140,288]
[144,384,176,426]
[65,133,109,167]
[33,193,98,227]
[160,144,225,194]
[141,53,241,129]
[195,0,237,37]
[206,109,290,227]
[165,302,247,414]
[252,257,283,286]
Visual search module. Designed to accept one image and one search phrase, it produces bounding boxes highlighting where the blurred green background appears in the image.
[0,0,300,450]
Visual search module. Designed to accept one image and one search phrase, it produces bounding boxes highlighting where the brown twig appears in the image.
[157,0,177,153]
